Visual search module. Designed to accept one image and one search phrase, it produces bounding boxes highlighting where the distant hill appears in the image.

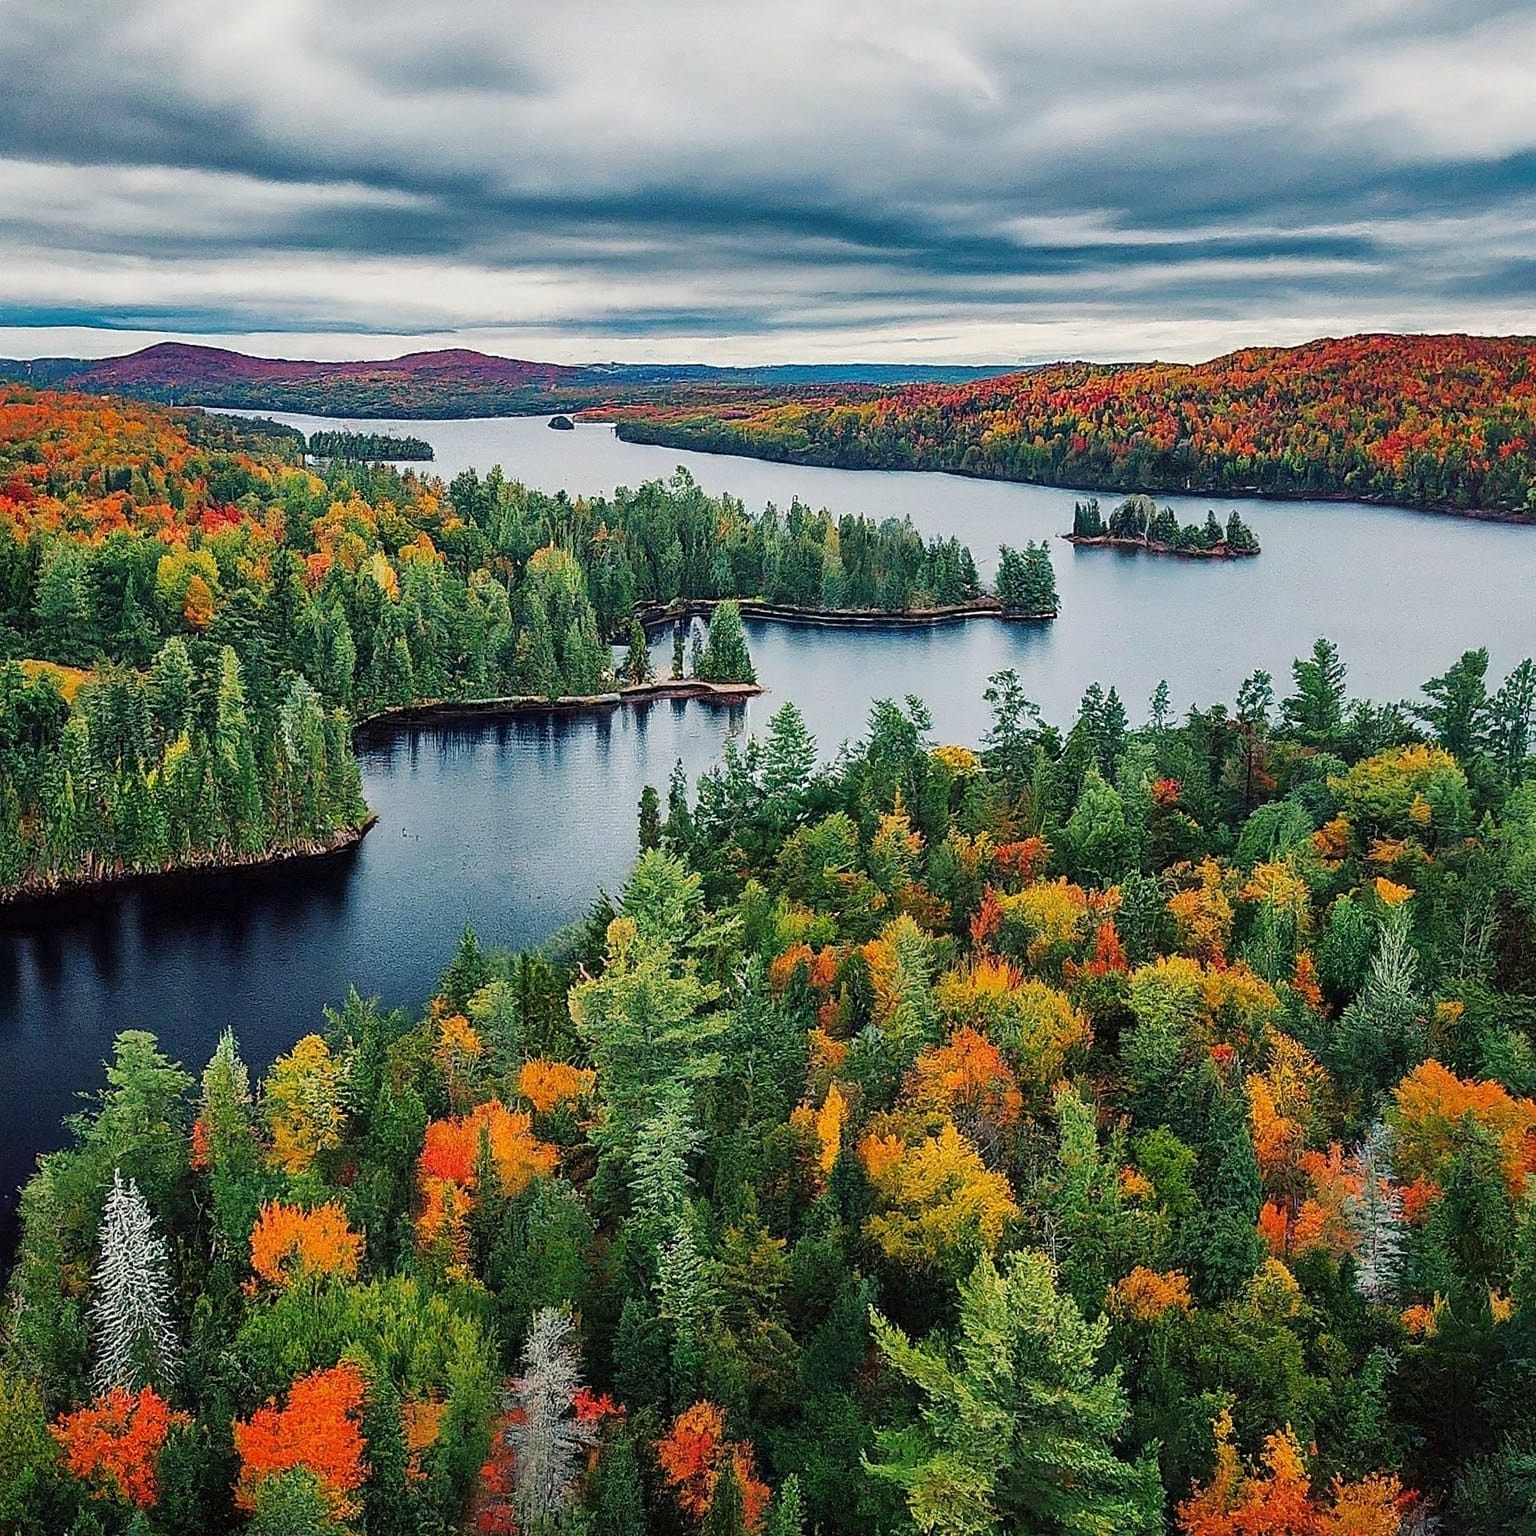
[0,342,1005,417]
[609,332,1536,518]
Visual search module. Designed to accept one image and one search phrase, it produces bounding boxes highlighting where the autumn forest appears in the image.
[1,372,1536,1536]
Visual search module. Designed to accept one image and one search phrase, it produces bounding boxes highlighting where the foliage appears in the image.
[9,641,1536,1528]
[611,333,1536,515]
[249,1201,364,1288]
[866,1249,1162,1534]
[51,1385,189,1509]
[233,1363,369,1519]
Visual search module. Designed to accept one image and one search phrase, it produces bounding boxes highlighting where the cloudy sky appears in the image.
[1,0,1533,364]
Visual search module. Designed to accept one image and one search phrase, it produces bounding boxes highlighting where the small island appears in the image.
[1063,494,1260,557]
[548,413,576,430]
[307,429,434,462]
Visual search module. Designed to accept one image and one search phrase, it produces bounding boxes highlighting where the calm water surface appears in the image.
[3,414,1533,1247]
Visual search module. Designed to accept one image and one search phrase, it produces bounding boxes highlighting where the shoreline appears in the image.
[353,676,763,733]
[0,598,1060,914]
[0,680,766,914]
[607,421,1536,525]
[1061,534,1259,560]
[0,816,378,918]
[635,596,1055,628]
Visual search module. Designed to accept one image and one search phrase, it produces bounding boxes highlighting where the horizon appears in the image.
[5,326,1534,375]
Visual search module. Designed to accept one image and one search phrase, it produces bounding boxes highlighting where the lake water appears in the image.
[2,413,1533,1251]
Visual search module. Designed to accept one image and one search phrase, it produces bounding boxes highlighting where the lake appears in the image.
[2,414,1533,1252]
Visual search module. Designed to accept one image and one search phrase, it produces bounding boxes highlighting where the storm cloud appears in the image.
[1,0,1533,362]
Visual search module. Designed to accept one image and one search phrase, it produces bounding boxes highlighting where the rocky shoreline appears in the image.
[634,596,1055,628]
[0,816,378,916]
[1061,534,1259,559]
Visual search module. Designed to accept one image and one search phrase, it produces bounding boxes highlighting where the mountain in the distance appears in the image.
[0,341,1005,417]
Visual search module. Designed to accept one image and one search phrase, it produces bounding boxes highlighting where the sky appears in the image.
[1,0,1534,366]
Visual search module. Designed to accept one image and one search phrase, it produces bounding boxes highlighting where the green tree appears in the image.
[697,601,756,684]
[623,619,653,686]
[866,1249,1162,1535]
[1281,638,1348,747]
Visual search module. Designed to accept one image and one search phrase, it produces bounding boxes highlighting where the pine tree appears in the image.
[1328,904,1427,1099]
[704,1455,749,1536]
[697,601,755,684]
[624,619,653,686]
[591,1429,649,1536]
[867,1249,1162,1534]
[658,1222,708,1404]
[200,1029,259,1253]
[90,1171,181,1396]
[504,1307,599,1530]
[761,702,818,819]
[638,785,662,850]
[1282,638,1348,747]
[766,1474,806,1536]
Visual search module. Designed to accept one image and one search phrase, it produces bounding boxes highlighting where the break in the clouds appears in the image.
[1,0,1534,363]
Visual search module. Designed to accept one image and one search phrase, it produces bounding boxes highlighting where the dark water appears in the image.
[2,414,1534,1248]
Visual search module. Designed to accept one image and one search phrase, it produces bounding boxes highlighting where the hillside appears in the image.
[610,333,1536,517]
[0,343,1002,418]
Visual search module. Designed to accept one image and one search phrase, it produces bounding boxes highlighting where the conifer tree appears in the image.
[697,601,756,684]
[504,1307,599,1530]
[867,1249,1162,1534]
[90,1171,181,1396]
[638,784,662,850]
[624,619,653,686]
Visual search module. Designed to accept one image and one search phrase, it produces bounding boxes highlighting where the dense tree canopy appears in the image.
[611,334,1536,516]
[5,632,1536,1531]
[0,387,1030,899]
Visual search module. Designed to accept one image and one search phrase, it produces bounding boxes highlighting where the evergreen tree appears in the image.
[697,601,756,684]
[867,1249,1162,1534]
[90,1171,181,1395]
[591,1429,649,1536]
[638,784,662,850]
[623,619,653,686]
[1282,637,1349,746]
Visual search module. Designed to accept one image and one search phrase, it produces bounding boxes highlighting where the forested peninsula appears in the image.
[307,431,435,463]
[608,333,1536,518]
[0,388,1039,902]
[5,634,1536,1532]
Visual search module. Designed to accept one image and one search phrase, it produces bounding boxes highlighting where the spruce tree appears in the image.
[638,784,662,850]
[90,1170,181,1395]
[505,1307,599,1530]
[624,619,653,686]
[867,1249,1162,1534]
[591,1429,649,1536]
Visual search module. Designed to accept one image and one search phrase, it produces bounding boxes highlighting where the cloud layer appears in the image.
[2,0,1534,362]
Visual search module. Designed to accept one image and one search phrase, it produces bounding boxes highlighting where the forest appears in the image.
[608,334,1536,517]
[0,388,1012,898]
[4,633,1536,1533]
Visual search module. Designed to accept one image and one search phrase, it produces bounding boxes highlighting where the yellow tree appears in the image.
[263,1035,347,1175]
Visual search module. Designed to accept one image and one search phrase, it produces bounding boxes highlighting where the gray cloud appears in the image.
[0,0,1533,362]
